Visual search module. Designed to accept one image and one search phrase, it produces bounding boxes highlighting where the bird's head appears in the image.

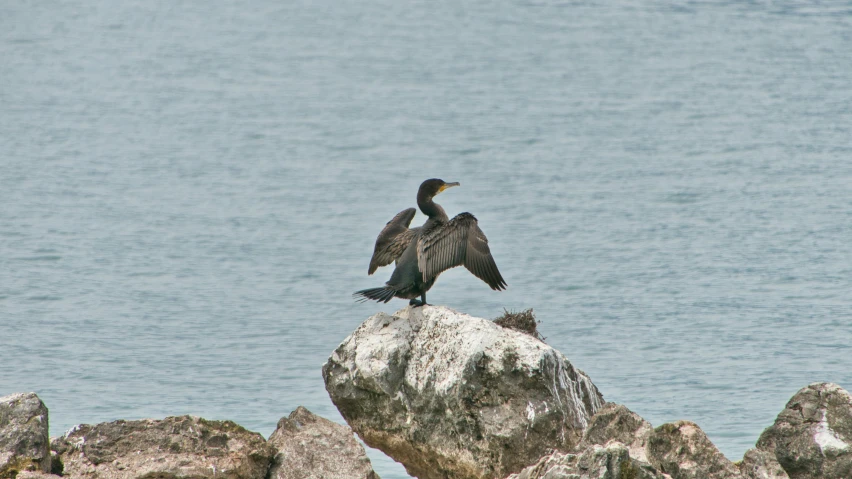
[418,178,460,201]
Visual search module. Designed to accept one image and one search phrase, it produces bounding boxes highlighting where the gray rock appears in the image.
[506,403,675,479]
[738,449,789,479]
[580,403,654,464]
[503,450,580,479]
[13,472,59,479]
[0,392,51,478]
[267,406,379,479]
[647,421,743,479]
[53,415,275,479]
[754,382,852,479]
[323,305,604,479]
[506,442,667,479]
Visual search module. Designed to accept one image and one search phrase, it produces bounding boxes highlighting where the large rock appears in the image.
[738,448,789,479]
[323,305,604,479]
[753,382,852,479]
[51,415,275,479]
[647,421,743,479]
[0,393,51,478]
[579,403,654,464]
[510,402,758,479]
[267,406,379,479]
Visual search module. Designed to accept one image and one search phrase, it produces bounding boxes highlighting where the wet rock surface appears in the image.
[52,415,275,479]
[323,305,604,479]
[0,392,51,478]
[753,382,852,479]
[267,406,379,479]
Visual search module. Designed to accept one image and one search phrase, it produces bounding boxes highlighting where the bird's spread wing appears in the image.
[368,208,417,275]
[417,213,507,290]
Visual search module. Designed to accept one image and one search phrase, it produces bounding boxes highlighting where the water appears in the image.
[2,1,852,477]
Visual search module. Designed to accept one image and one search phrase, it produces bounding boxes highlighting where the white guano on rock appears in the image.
[814,409,849,454]
[754,382,852,479]
[323,305,604,479]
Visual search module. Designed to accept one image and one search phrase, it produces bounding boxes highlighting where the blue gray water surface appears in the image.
[3,1,852,477]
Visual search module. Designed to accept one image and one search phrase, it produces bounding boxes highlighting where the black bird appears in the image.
[354,178,506,306]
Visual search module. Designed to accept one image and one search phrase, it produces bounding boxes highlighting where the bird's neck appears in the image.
[418,196,449,222]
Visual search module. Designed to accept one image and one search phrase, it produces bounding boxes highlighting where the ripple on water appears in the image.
[27,295,63,301]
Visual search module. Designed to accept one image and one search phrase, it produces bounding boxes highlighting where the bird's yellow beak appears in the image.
[439,182,460,193]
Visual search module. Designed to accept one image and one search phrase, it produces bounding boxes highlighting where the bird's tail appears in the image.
[353,286,397,303]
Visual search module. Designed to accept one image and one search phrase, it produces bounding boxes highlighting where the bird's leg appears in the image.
[408,293,429,307]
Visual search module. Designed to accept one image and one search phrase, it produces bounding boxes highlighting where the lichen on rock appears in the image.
[513,401,750,479]
[580,403,654,464]
[52,415,275,479]
[647,420,743,479]
[0,392,51,479]
[738,448,789,479]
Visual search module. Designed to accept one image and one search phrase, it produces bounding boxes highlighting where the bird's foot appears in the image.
[409,299,429,307]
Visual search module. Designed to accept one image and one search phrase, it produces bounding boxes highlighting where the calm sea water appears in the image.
[3,1,852,477]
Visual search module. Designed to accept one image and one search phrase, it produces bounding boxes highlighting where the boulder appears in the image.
[647,421,743,479]
[52,415,275,479]
[267,406,379,479]
[0,392,51,478]
[754,382,852,479]
[738,448,789,479]
[580,403,654,463]
[511,402,756,479]
[506,442,667,479]
[323,305,604,479]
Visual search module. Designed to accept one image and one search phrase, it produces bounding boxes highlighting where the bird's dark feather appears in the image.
[368,208,417,275]
[417,212,507,290]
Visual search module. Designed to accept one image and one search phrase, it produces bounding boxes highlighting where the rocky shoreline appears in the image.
[0,395,379,479]
[3,305,850,479]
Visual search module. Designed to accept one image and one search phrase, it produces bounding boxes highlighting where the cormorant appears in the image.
[354,178,506,306]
